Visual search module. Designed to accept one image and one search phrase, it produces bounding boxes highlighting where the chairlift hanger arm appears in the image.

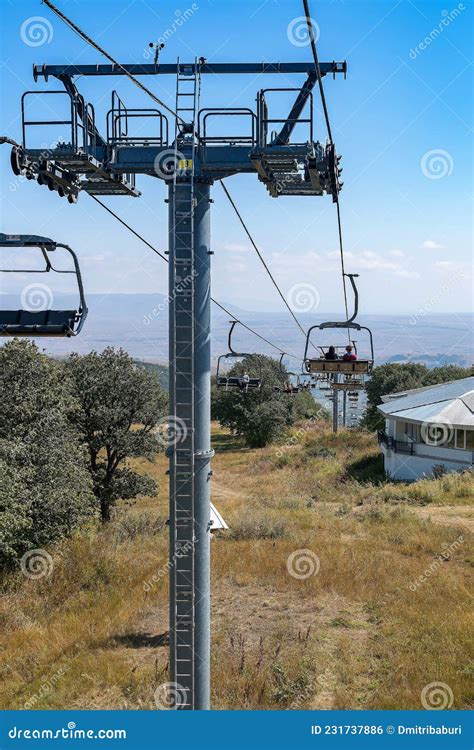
[58,74,106,148]
[271,72,317,146]
[318,273,360,330]
[33,62,347,81]
[227,320,252,359]
[56,243,88,316]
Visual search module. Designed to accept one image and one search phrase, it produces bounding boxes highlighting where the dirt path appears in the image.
[108,579,376,710]
[410,504,473,532]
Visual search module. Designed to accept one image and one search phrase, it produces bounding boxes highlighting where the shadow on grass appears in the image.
[211,431,246,453]
[346,453,386,484]
[113,632,169,649]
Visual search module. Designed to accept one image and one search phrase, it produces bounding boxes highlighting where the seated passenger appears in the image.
[239,372,250,390]
[342,345,357,361]
[324,346,338,360]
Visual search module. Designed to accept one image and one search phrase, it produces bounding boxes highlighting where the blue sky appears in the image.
[0,0,472,317]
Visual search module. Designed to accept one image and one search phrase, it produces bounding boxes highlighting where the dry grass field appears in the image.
[0,421,472,711]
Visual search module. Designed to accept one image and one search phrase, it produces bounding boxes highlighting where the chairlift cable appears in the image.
[42,0,184,126]
[302,0,351,340]
[221,181,319,355]
[89,195,298,358]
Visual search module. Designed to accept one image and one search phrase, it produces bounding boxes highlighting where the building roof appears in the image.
[377,377,474,428]
[210,502,229,531]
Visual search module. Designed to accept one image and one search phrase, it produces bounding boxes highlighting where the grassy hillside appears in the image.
[0,422,472,710]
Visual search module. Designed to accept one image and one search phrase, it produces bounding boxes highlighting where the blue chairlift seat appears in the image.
[0,233,87,337]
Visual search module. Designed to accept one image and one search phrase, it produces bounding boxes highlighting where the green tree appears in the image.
[243,401,288,448]
[212,354,321,447]
[66,348,168,522]
[364,362,471,430]
[0,340,94,566]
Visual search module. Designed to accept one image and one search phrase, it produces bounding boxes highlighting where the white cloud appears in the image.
[390,249,405,257]
[421,240,444,249]
[394,269,421,279]
[271,251,321,268]
[334,250,400,272]
[222,243,249,253]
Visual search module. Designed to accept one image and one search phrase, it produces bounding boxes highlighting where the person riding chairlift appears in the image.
[343,345,357,361]
[324,345,338,361]
[239,371,250,390]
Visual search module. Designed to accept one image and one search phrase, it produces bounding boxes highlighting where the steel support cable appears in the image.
[88,195,298,358]
[42,0,184,125]
[220,181,319,355]
[302,0,351,339]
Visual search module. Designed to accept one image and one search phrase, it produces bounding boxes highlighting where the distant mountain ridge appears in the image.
[1,293,472,368]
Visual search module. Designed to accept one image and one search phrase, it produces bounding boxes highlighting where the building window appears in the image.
[446,429,456,448]
[421,424,450,447]
[455,430,466,450]
[405,422,420,442]
[466,430,474,450]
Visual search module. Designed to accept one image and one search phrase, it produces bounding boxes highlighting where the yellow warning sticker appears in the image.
[178,159,193,170]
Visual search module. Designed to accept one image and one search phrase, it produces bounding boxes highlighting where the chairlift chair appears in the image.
[0,233,87,337]
[304,274,374,376]
[216,321,262,392]
[273,353,303,395]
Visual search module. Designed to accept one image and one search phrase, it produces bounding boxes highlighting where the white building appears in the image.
[377,377,474,481]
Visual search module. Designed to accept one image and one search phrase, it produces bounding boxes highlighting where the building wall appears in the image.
[381,445,472,481]
[380,415,474,481]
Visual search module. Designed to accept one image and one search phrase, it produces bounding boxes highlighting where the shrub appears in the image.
[243,401,288,448]
[432,464,447,479]
[226,512,289,541]
[110,511,166,542]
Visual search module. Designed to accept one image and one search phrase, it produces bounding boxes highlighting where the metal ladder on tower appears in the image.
[170,57,201,710]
